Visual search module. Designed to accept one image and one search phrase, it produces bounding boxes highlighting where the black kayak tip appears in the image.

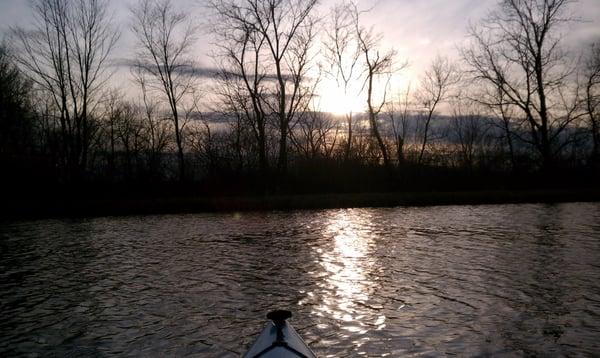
[267,310,292,324]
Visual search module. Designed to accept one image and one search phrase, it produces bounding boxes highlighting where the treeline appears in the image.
[0,0,599,198]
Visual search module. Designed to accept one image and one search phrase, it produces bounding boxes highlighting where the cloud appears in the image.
[115,59,296,81]
[6,0,600,90]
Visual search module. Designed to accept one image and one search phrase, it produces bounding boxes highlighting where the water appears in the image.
[1,203,600,357]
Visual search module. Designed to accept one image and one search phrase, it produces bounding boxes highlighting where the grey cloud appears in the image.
[115,59,294,82]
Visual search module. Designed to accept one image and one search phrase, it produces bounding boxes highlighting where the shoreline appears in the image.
[3,188,600,220]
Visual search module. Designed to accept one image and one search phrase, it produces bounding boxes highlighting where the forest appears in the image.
[0,0,599,204]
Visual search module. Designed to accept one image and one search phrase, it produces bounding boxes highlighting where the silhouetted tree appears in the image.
[463,0,578,171]
[351,3,399,172]
[583,41,600,165]
[210,75,259,173]
[450,97,490,169]
[416,55,460,165]
[323,2,362,161]
[289,110,340,160]
[11,0,119,181]
[209,3,270,175]
[473,83,520,171]
[209,0,318,174]
[385,84,414,164]
[0,43,34,159]
[130,0,198,181]
[131,66,171,178]
[101,89,122,177]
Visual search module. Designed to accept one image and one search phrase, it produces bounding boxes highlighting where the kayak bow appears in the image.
[243,310,317,358]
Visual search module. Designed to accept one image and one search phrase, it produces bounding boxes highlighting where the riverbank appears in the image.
[3,188,600,220]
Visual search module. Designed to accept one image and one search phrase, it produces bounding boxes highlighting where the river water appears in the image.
[1,203,600,356]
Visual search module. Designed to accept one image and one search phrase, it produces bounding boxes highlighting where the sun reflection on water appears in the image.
[306,209,386,335]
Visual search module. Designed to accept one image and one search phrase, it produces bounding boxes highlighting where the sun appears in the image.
[316,79,366,116]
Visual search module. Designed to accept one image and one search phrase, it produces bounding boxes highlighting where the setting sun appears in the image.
[315,73,413,116]
[316,79,366,116]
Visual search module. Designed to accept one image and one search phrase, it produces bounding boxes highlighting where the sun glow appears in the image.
[316,79,366,116]
[315,73,415,117]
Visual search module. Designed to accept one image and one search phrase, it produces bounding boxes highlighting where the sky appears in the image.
[1,0,599,113]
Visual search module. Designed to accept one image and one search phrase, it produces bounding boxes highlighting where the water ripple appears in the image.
[1,203,600,356]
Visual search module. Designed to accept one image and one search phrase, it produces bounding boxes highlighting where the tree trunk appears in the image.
[396,135,404,164]
[535,54,553,172]
[277,120,288,173]
[344,113,353,161]
[592,119,600,162]
[418,110,433,165]
[173,112,185,181]
[258,125,267,175]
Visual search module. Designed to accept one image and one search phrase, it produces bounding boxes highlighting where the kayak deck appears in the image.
[243,311,316,358]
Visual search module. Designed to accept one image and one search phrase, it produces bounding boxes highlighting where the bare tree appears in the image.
[11,0,119,181]
[323,2,362,161]
[209,0,319,174]
[462,0,578,171]
[101,89,123,176]
[0,43,34,158]
[450,97,490,169]
[352,4,399,171]
[416,55,460,165]
[210,74,256,172]
[131,66,171,177]
[209,4,270,174]
[114,102,144,179]
[289,110,340,159]
[130,0,198,180]
[583,41,600,164]
[385,83,414,164]
[471,83,521,171]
